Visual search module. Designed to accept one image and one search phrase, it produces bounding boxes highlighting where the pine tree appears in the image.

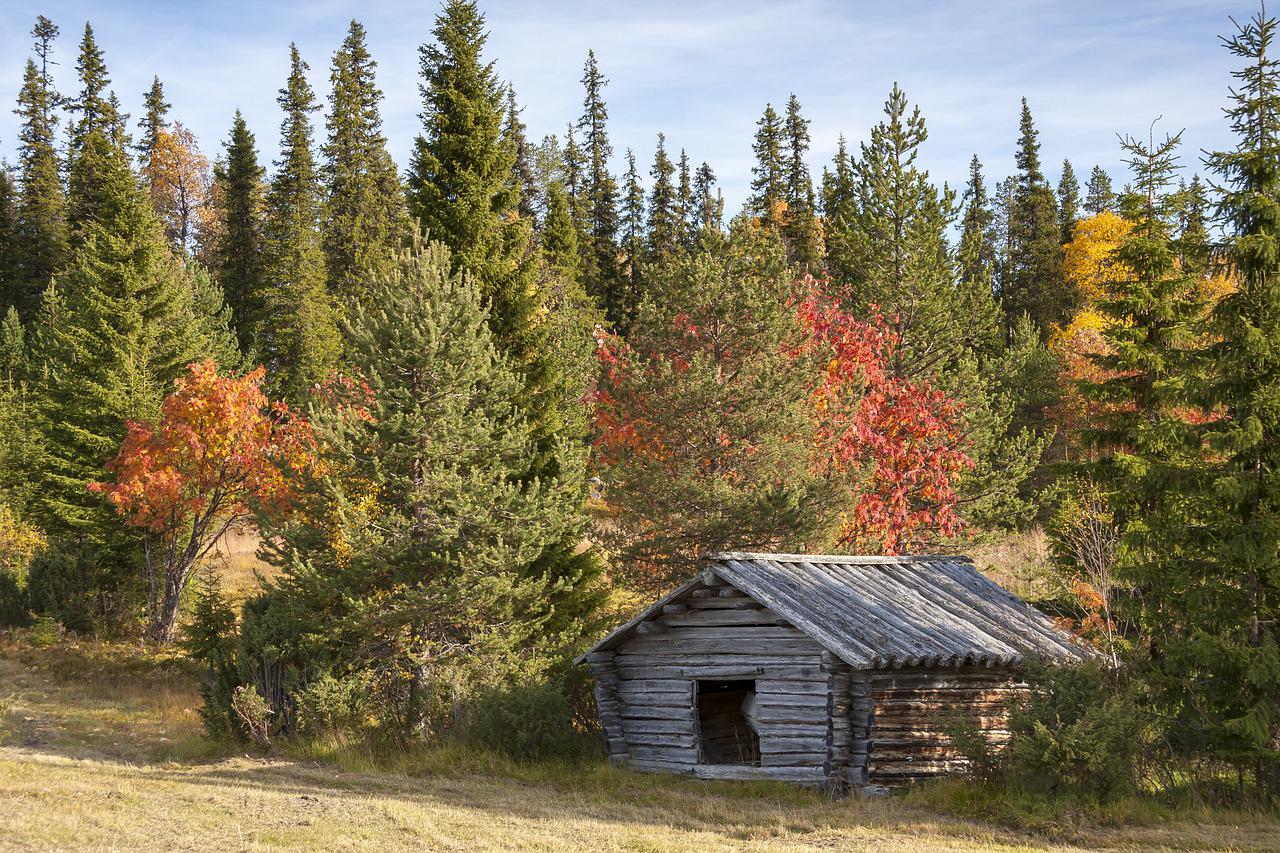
[576,50,621,324]
[322,20,408,303]
[11,19,67,320]
[782,93,821,270]
[1194,8,1280,781]
[136,75,171,170]
[1085,164,1116,215]
[646,133,679,260]
[250,233,586,734]
[749,103,785,223]
[1005,98,1070,337]
[542,182,579,280]
[1175,173,1211,272]
[262,44,340,401]
[406,0,601,626]
[208,111,266,351]
[1057,158,1080,244]
[826,84,964,375]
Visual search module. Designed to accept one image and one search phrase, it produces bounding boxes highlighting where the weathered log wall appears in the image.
[595,575,834,785]
[867,665,1024,784]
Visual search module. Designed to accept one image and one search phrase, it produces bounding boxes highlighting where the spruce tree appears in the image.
[576,50,621,324]
[504,86,538,221]
[1085,164,1116,214]
[1057,158,1080,244]
[958,154,997,289]
[136,75,170,170]
[692,161,722,236]
[406,0,602,626]
[676,148,694,248]
[66,24,117,158]
[619,148,645,317]
[11,21,67,320]
[1005,98,1070,337]
[208,111,266,351]
[646,133,679,260]
[1195,8,1280,781]
[0,168,16,313]
[322,20,408,301]
[30,131,214,623]
[262,44,340,401]
[821,135,856,245]
[749,103,785,223]
[782,93,821,270]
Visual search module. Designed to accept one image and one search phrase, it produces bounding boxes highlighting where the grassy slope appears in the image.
[1,635,1278,851]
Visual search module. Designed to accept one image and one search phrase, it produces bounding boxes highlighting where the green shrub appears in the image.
[1005,660,1148,800]
[295,674,374,737]
[466,680,598,763]
[25,546,94,633]
[0,570,26,627]
[27,615,61,648]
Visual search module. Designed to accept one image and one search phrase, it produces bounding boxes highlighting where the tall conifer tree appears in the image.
[11,20,67,320]
[406,0,602,625]
[262,44,340,401]
[208,111,266,351]
[692,161,721,236]
[136,76,170,170]
[323,20,408,301]
[1085,164,1115,214]
[646,133,679,260]
[749,103,785,223]
[958,154,997,290]
[782,93,821,270]
[1005,99,1069,337]
[619,148,645,316]
[1195,8,1280,778]
[576,50,621,324]
[1057,158,1080,244]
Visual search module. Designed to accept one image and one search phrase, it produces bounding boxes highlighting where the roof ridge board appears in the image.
[710,552,973,565]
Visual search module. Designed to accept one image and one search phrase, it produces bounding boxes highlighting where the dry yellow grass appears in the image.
[1,633,1277,851]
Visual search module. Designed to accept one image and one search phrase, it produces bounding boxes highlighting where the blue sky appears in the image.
[0,1,1252,212]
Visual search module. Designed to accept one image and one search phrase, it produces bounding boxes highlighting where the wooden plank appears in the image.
[619,638,824,656]
[624,733,698,749]
[757,680,828,696]
[621,718,696,735]
[661,609,784,627]
[614,664,826,681]
[688,598,764,610]
[759,736,828,753]
[627,758,694,774]
[616,679,692,694]
[618,691,693,706]
[753,706,828,724]
[629,745,697,762]
[614,653,821,668]
[760,752,827,767]
[647,626,813,641]
[690,765,825,783]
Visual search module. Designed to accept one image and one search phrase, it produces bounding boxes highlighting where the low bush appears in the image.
[466,679,599,763]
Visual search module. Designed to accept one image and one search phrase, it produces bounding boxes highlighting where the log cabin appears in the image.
[576,552,1089,791]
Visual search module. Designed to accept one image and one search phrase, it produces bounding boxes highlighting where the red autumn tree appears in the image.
[91,360,315,642]
[592,226,971,580]
[795,285,972,553]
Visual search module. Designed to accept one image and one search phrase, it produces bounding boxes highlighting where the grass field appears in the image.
[1,632,1278,852]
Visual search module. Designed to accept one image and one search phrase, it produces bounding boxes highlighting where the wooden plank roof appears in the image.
[577,552,1090,668]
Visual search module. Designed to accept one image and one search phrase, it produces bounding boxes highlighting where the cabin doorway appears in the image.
[696,680,760,765]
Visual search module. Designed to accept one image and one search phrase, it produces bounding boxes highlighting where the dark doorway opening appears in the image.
[696,680,760,765]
